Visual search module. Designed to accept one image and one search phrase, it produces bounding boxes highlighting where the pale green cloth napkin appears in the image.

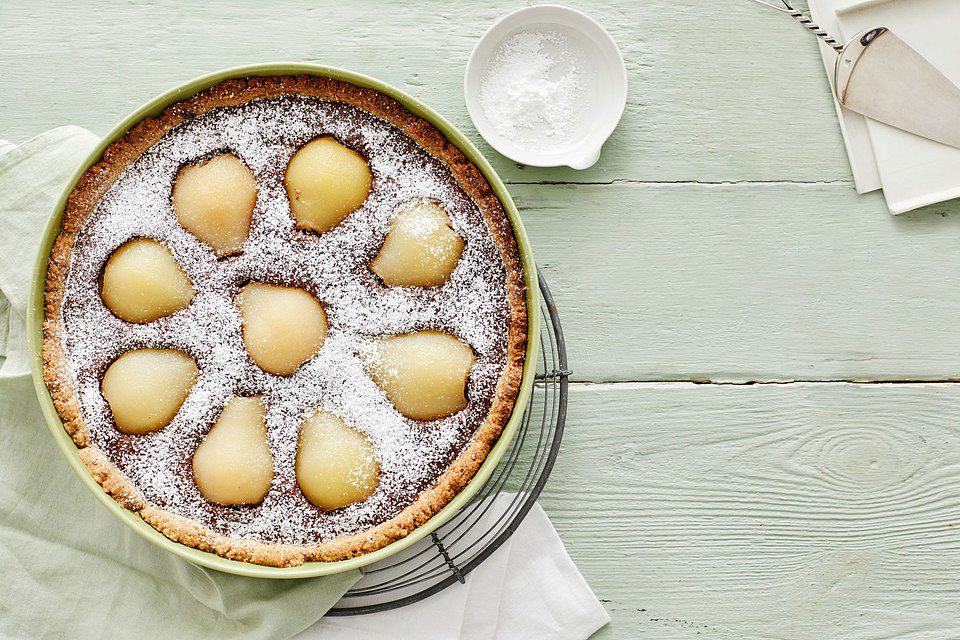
[0,127,360,639]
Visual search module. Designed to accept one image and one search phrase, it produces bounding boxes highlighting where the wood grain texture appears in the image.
[551,382,960,640]
[520,181,960,382]
[0,0,849,184]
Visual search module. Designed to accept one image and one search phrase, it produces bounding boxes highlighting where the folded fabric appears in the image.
[0,127,358,640]
[303,493,610,640]
[808,0,960,214]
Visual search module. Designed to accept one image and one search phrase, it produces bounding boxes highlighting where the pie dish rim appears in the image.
[26,63,541,578]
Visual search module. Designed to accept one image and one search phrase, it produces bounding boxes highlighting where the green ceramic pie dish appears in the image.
[25,63,541,578]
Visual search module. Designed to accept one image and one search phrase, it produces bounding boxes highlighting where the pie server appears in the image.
[750,0,960,150]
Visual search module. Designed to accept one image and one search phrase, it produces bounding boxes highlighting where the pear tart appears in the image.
[41,76,526,566]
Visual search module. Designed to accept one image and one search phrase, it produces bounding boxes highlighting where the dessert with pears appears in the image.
[41,75,527,566]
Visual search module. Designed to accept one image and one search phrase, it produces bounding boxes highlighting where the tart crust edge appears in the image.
[42,74,528,567]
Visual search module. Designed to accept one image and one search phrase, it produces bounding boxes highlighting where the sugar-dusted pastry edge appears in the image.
[42,74,527,567]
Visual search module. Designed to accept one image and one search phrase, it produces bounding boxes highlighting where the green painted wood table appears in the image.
[5,1,960,638]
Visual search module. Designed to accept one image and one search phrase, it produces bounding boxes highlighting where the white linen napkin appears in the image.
[300,494,610,640]
[807,0,960,214]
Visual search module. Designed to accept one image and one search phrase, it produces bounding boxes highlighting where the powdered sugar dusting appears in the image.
[479,29,588,150]
[59,96,511,545]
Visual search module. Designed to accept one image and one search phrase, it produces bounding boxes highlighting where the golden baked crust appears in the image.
[42,75,527,567]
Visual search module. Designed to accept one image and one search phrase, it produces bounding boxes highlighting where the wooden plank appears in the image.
[545,381,960,639]
[0,0,851,184]
[519,180,960,382]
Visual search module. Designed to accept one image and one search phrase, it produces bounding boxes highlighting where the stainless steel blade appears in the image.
[747,2,960,149]
[835,27,960,150]
[834,27,960,148]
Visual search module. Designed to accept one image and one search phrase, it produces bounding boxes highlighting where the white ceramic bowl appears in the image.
[464,4,627,169]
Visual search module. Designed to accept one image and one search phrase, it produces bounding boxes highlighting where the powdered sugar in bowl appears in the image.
[464,5,627,170]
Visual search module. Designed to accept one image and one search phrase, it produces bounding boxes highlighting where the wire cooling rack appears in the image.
[328,271,568,615]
